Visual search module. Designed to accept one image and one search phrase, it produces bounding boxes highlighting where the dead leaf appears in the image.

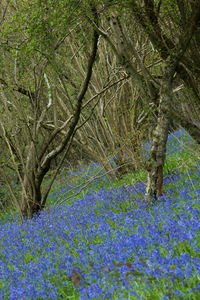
[71,269,81,287]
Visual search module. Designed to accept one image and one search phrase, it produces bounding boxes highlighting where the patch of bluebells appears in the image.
[0,130,200,299]
[166,128,193,155]
[48,162,109,203]
[68,162,104,179]
[1,173,200,298]
[49,128,193,202]
[142,127,194,159]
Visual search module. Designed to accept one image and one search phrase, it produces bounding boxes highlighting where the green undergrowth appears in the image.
[47,138,199,209]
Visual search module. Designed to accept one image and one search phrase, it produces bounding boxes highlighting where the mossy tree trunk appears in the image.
[145,69,173,200]
[145,1,200,200]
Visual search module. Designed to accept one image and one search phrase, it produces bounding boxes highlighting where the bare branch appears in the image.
[41,10,99,171]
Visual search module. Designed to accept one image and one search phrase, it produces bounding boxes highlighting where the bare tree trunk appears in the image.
[145,73,172,200]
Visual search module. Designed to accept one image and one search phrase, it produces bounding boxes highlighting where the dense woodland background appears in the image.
[0,0,200,218]
[1,1,200,299]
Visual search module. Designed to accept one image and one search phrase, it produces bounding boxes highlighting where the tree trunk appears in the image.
[20,144,50,218]
[21,173,42,218]
[144,0,200,201]
[145,74,172,201]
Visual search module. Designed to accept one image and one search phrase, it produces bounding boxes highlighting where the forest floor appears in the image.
[0,128,200,299]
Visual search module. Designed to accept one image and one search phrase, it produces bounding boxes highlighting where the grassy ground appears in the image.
[0,128,200,299]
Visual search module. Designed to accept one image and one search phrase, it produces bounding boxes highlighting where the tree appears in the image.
[0,0,99,217]
[129,0,200,200]
[93,0,200,200]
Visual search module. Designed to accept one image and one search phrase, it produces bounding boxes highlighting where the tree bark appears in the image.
[146,70,172,200]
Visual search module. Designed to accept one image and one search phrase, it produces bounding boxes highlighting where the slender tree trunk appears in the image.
[145,73,172,201]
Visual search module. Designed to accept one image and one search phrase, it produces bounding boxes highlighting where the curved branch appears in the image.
[41,11,99,172]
